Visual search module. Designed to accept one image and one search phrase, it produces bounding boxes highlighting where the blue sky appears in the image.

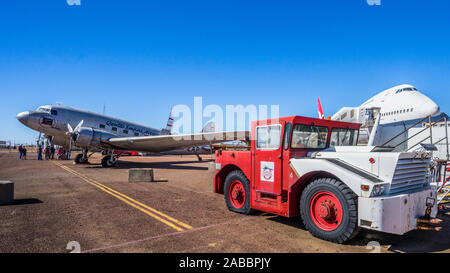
[1,0,449,143]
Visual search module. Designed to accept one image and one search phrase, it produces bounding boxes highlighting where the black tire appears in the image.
[300,177,359,244]
[101,156,116,168]
[74,154,88,164]
[224,170,251,214]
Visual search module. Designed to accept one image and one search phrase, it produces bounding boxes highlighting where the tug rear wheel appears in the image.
[300,177,359,244]
[224,170,251,214]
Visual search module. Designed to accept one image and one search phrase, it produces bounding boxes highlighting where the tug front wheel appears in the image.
[300,177,359,244]
[224,170,251,214]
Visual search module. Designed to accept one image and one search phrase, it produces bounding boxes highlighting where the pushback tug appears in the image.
[214,116,438,243]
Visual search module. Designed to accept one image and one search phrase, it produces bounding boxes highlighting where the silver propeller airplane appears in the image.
[16,105,248,167]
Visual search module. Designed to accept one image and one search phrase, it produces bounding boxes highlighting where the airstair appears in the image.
[380,115,450,211]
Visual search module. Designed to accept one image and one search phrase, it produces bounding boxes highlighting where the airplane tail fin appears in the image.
[161,107,174,135]
[202,121,217,133]
[318,98,325,119]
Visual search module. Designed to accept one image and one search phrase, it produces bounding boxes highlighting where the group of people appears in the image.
[18,145,27,160]
[36,145,56,160]
[19,144,67,161]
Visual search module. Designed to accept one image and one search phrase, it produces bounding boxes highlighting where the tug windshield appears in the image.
[329,128,359,146]
[291,124,328,149]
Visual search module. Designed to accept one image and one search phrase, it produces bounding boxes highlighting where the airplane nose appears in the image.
[16,111,30,125]
[429,103,440,116]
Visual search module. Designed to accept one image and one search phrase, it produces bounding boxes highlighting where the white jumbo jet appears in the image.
[319,84,444,150]
[16,105,248,167]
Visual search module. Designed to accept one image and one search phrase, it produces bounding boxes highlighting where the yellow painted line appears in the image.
[52,161,192,231]
[57,163,193,230]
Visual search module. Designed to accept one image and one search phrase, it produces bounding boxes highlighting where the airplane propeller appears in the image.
[66,120,84,160]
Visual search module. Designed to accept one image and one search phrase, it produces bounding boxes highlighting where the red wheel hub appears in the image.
[309,191,343,231]
[228,180,246,209]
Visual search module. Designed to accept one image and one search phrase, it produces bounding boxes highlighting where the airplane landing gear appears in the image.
[195,154,203,161]
[101,151,118,168]
[74,149,89,164]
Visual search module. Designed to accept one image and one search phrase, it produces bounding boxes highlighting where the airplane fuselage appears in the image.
[17,105,162,148]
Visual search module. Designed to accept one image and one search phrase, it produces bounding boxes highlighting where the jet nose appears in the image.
[16,111,30,125]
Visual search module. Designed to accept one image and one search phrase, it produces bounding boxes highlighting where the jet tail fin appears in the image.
[318,98,325,119]
[161,107,174,135]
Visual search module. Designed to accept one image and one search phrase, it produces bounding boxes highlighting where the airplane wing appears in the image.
[106,131,249,153]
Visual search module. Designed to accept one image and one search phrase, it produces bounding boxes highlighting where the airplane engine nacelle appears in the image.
[74,128,116,149]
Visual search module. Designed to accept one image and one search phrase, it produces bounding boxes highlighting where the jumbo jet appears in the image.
[318,84,444,150]
[16,105,248,167]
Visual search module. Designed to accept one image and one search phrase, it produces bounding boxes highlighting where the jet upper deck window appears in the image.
[256,125,282,150]
[330,128,358,147]
[291,124,328,149]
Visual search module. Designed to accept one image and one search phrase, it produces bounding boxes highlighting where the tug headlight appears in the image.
[371,184,387,197]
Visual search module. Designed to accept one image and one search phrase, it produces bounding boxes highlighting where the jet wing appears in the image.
[106,131,249,152]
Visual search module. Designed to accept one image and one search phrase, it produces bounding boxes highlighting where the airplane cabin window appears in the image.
[112,127,117,131]
[123,130,129,134]
[134,132,139,136]
[99,124,105,129]
[50,110,58,115]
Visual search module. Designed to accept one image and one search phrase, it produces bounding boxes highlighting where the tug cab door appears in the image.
[253,122,285,196]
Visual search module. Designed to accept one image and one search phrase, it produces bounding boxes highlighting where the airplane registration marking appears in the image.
[52,162,192,232]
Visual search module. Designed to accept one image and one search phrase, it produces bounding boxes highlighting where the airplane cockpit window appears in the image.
[36,107,51,113]
[50,109,58,115]
[396,87,416,94]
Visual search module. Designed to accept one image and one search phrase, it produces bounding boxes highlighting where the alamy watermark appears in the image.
[366,0,381,6]
[171,97,279,141]
[67,0,81,6]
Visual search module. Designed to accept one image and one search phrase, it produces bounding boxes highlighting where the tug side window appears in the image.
[330,128,359,146]
[256,125,282,150]
[291,124,328,149]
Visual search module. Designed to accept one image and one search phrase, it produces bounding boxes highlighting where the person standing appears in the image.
[44,146,50,160]
[22,146,27,160]
[37,146,43,160]
[18,145,23,160]
[50,146,55,160]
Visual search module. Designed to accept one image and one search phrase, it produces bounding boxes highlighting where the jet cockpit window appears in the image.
[50,109,58,115]
[396,87,416,94]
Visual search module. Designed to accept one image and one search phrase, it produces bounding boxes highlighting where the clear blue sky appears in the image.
[1,0,449,144]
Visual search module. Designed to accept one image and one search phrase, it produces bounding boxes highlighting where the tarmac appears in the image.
[0,151,449,253]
